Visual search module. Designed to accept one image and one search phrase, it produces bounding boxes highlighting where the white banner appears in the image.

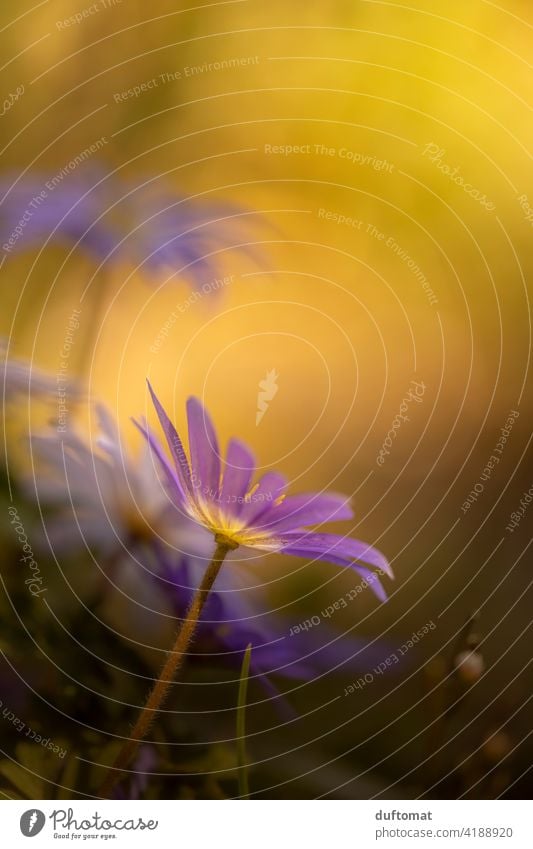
[1,800,530,848]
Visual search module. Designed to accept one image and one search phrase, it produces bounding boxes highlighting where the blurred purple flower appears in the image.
[26,403,212,566]
[138,383,393,602]
[129,188,257,284]
[157,551,394,706]
[1,337,81,403]
[0,172,256,288]
[113,745,157,800]
[0,175,118,260]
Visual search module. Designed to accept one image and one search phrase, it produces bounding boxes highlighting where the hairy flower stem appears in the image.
[98,538,232,798]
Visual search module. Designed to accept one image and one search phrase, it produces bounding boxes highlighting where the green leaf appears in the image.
[0,761,44,799]
[0,787,24,800]
[57,756,79,799]
[236,643,252,799]
[168,743,236,775]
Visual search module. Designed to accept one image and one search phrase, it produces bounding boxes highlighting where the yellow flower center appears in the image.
[188,496,280,550]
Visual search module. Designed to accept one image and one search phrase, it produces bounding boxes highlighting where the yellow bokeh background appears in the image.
[2,0,531,636]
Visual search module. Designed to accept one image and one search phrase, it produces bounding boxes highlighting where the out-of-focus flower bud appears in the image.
[454,648,484,684]
[482,730,513,763]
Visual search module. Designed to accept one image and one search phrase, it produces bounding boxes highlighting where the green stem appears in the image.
[98,538,231,798]
[236,643,252,799]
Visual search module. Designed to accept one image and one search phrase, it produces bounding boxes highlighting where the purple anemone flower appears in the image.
[137,383,393,602]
